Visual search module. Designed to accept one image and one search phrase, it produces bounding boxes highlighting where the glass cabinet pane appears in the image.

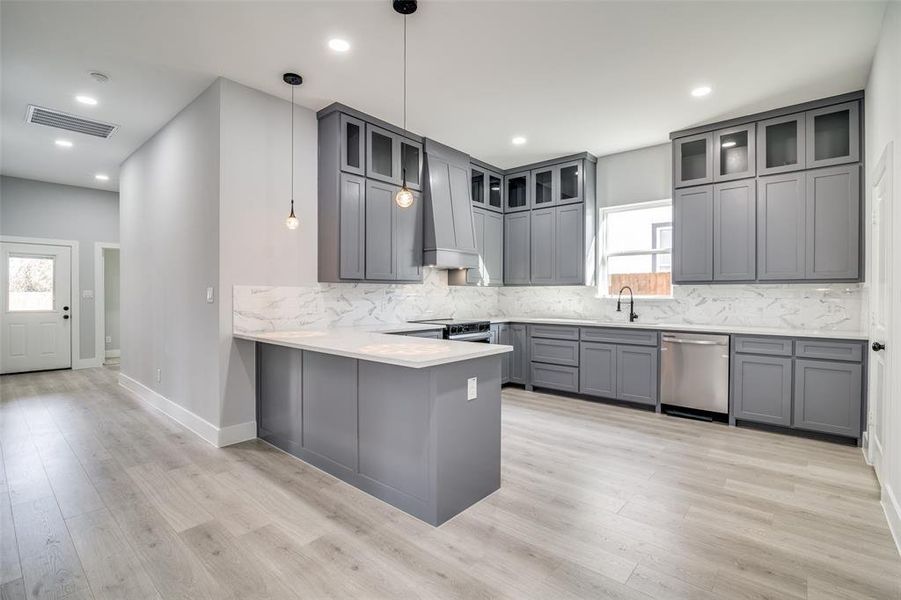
[680,138,708,181]
[507,175,528,210]
[718,130,749,176]
[370,130,394,178]
[400,141,421,188]
[559,164,580,201]
[534,169,553,206]
[345,122,361,169]
[765,120,800,169]
[471,168,485,205]
[488,174,502,209]
[812,109,851,162]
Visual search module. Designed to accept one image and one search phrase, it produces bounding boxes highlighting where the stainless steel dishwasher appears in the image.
[660,332,730,414]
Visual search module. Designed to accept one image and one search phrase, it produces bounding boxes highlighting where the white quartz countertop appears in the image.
[482,317,869,341]
[234,323,510,369]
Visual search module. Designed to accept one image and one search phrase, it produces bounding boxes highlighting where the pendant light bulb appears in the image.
[283,72,303,230]
[395,186,414,208]
[286,200,299,230]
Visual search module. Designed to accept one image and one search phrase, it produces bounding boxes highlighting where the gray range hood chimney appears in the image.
[422,139,479,270]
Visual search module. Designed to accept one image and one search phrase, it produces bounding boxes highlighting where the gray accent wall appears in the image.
[0,176,119,361]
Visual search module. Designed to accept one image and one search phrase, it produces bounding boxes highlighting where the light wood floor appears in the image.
[1,368,899,600]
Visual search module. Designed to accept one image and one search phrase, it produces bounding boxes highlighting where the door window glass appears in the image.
[8,255,54,311]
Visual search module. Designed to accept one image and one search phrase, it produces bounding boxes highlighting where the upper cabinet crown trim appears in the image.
[318,102,425,143]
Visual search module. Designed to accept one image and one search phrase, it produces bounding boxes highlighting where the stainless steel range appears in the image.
[410,319,492,342]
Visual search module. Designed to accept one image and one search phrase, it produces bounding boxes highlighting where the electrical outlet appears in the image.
[82,289,94,299]
[155,368,161,383]
[467,377,477,401]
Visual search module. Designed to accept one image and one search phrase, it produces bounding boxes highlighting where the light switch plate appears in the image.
[82,289,94,299]
[206,287,215,303]
[105,336,112,344]
[467,377,477,401]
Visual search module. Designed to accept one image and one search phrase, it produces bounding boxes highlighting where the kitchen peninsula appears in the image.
[235,325,511,526]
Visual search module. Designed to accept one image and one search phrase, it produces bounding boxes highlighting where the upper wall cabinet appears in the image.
[505,171,531,212]
[471,165,486,210]
[556,160,583,205]
[400,138,423,191]
[713,124,756,182]
[757,114,806,176]
[674,132,713,188]
[532,166,555,209]
[471,164,503,213]
[365,124,423,189]
[340,114,366,176]
[488,172,503,212]
[805,101,860,169]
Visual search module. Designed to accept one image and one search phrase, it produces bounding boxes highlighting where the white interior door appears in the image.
[868,145,893,474]
[0,242,72,374]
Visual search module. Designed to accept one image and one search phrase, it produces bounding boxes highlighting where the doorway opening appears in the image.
[100,246,120,366]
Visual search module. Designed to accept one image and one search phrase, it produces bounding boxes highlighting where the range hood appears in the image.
[422,139,479,270]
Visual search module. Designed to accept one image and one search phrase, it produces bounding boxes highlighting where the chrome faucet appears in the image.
[616,286,638,322]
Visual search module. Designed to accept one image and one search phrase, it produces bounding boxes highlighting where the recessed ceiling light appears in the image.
[95,173,109,181]
[721,141,736,148]
[691,86,712,98]
[328,38,351,52]
[55,139,73,148]
[76,95,98,106]
[511,136,527,145]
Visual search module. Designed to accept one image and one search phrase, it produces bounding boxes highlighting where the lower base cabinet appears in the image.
[579,342,616,397]
[579,341,658,406]
[733,354,793,426]
[794,359,862,437]
[509,324,529,384]
[531,363,579,393]
[491,324,511,384]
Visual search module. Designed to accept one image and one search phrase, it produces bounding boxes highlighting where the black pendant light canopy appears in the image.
[393,0,417,208]
[283,72,302,230]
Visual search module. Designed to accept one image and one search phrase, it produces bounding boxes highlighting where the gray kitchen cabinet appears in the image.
[532,166,555,209]
[399,138,424,191]
[579,342,617,398]
[616,345,658,405]
[339,173,366,280]
[713,124,756,182]
[467,209,486,285]
[805,165,860,280]
[530,207,556,284]
[497,324,511,383]
[505,171,531,212]
[713,179,756,281]
[674,132,713,188]
[302,352,359,471]
[531,363,579,393]
[472,163,503,213]
[365,179,396,280]
[673,185,713,282]
[471,165,486,210]
[530,337,580,367]
[257,344,303,453]
[733,354,793,426]
[555,203,584,284]
[395,189,423,281]
[487,172,504,212]
[556,160,583,205]
[757,172,806,280]
[504,211,531,284]
[340,114,366,176]
[366,124,401,185]
[509,324,529,384]
[757,113,806,176]
[463,208,504,286]
[793,359,862,437]
[805,101,860,169]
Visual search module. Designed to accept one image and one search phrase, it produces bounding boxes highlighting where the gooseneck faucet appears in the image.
[616,286,638,323]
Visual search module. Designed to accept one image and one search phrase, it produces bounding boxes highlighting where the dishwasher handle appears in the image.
[662,336,728,346]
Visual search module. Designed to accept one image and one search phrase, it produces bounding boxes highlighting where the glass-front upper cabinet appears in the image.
[505,171,531,212]
[471,166,486,207]
[399,138,423,191]
[340,114,366,176]
[805,101,860,169]
[674,132,713,188]
[488,173,503,212]
[531,167,555,208]
[366,124,400,185]
[713,124,756,182]
[556,160,583,204]
[757,113,806,176]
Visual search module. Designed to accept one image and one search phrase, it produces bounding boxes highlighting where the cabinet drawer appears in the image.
[794,340,863,362]
[530,363,579,393]
[529,324,580,340]
[580,327,658,346]
[530,338,579,367]
[733,336,793,356]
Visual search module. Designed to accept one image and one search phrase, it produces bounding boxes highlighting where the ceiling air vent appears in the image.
[25,105,118,139]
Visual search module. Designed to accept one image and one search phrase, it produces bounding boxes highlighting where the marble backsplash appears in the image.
[234,269,867,335]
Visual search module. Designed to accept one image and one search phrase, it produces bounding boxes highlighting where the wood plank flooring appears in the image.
[1,367,899,599]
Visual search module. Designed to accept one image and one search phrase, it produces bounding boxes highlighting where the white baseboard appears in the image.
[118,373,256,448]
[105,349,121,359]
[883,482,901,559]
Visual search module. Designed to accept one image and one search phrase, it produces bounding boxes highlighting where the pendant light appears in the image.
[283,72,303,230]
[393,0,417,209]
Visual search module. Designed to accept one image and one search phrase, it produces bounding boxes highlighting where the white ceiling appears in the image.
[0,1,887,192]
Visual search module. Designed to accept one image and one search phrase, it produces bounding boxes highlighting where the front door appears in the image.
[0,242,72,374]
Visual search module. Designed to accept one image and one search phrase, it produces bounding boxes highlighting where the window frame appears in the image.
[598,198,673,298]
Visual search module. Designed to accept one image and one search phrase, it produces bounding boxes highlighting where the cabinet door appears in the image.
[674,132,713,188]
[509,324,528,384]
[487,172,504,212]
[340,114,366,176]
[258,344,303,450]
[757,172,806,280]
[555,204,583,285]
[713,179,756,281]
[579,342,616,398]
[400,138,423,191]
[794,359,862,437]
[339,173,366,279]
[498,324,510,383]
[467,208,486,285]
[395,190,423,281]
[757,113,805,176]
[365,180,396,280]
[530,207,556,285]
[673,185,713,282]
[732,354,792,426]
[713,124,756,182]
[556,160,583,205]
[484,211,504,285]
[505,171,531,212]
[504,212,531,284]
[366,124,400,185]
[805,101,860,169]
[616,346,658,405]
[471,165,487,208]
[805,165,860,280]
[531,167,555,209]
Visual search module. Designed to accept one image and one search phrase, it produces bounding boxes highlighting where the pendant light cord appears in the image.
[403,14,407,130]
[290,84,295,210]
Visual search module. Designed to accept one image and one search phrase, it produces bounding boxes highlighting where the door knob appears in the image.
[63,306,69,311]
[872,342,886,351]
[63,315,70,320]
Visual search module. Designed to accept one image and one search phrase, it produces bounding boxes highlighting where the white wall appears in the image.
[103,248,120,353]
[865,0,901,555]
[596,142,672,208]
[0,176,118,362]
